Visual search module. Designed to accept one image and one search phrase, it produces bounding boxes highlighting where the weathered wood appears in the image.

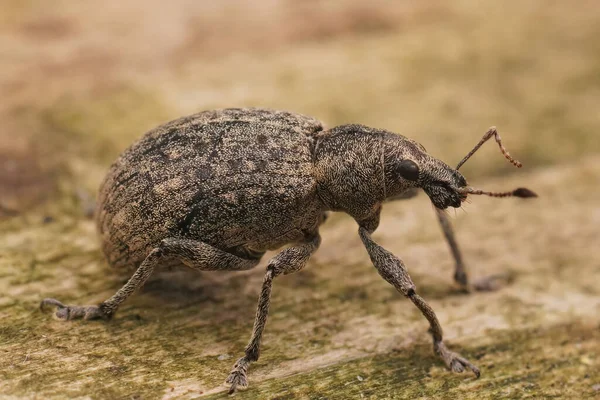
[1,157,599,399]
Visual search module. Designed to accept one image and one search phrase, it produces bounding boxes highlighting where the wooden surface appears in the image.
[1,1,599,398]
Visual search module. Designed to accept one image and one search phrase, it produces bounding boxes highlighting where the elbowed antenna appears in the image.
[458,187,538,198]
[456,127,522,170]
[454,127,537,199]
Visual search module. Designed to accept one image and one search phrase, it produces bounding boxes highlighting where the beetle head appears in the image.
[384,127,537,210]
[385,149,469,209]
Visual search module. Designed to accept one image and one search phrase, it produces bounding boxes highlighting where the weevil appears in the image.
[40,108,536,393]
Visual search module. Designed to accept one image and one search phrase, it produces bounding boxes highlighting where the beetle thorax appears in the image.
[312,124,387,220]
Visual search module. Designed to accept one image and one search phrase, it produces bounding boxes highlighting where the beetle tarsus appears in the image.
[435,340,481,378]
[40,298,109,321]
[226,358,249,394]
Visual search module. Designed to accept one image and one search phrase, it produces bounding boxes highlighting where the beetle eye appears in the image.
[397,159,420,181]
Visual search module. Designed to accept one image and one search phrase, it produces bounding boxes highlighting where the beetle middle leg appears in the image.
[226,233,321,394]
[40,238,262,321]
[358,226,480,377]
[435,208,510,292]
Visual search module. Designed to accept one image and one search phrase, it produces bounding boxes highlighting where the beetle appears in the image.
[40,107,536,393]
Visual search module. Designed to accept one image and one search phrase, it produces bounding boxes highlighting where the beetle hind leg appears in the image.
[40,238,262,321]
[40,247,165,321]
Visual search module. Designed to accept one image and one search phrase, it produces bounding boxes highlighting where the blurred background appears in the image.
[1,1,599,399]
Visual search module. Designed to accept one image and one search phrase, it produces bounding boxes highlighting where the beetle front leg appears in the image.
[435,208,510,292]
[226,233,321,394]
[358,227,480,377]
[434,208,468,287]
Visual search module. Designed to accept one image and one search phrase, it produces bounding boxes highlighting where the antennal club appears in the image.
[456,127,522,170]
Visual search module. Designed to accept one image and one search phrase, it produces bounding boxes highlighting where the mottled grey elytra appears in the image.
[40,108,535,393]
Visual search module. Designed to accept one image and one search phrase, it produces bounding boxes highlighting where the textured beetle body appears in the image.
[96,107,453,269]
[97,108,327,268]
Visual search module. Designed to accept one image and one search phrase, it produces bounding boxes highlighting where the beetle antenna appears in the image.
[456,127,522,170]
[458,186,537,198]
